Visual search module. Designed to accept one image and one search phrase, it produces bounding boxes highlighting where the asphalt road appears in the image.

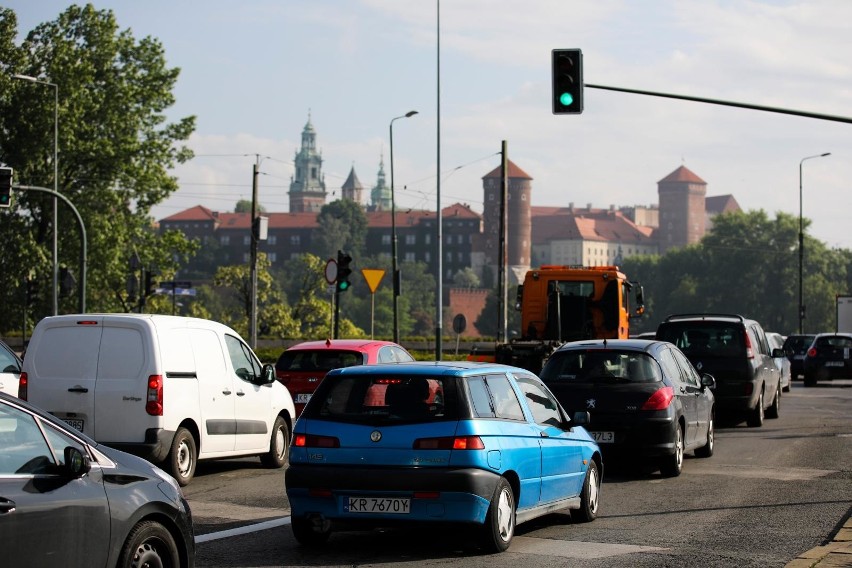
[186,379,852,568]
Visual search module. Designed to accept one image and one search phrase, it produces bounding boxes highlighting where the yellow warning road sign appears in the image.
[361,269,386,293]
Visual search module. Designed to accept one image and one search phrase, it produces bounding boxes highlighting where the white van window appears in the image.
[98,327,145,380]
[159,328,196,373]
[34,326,100,380]
[224,335,260,382]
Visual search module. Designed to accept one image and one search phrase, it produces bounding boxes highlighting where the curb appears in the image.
[786,518,852,568]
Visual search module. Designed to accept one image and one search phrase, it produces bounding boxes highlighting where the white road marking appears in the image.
[196,517,291,543]
[508,536,668,558]
[693,464,835,481]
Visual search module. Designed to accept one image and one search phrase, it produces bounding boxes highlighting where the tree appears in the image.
[452,267,480,288]
[213,253,298,337]
[312,199,368,260]
[622,210,849,334]
[235,199,265,214]
[0,5,196,329]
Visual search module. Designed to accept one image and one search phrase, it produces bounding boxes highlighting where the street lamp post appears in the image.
[798,152,831,334]
[389,110,418,343]
[13,74,59,316]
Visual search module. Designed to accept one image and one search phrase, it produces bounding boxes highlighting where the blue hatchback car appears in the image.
[286,361,602,552]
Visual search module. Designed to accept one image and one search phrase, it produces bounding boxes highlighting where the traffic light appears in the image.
[144,269,157,298]
[336,250,352,292]
[25,275,39,305]
[0,166,13,208]
[552,49,583,114]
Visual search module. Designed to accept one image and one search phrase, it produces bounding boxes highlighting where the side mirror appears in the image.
[64,446,91,478]
[701,373,716,391]
[771,347,785,358]
[572,411,591,426]
[261,363,277,385]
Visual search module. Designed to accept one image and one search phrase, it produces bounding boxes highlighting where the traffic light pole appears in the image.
[585,83,852,124]
[15,184,86,313]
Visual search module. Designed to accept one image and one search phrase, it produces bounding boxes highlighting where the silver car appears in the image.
[767,332,792,392]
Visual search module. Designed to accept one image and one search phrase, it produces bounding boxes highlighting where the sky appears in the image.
[8,1,852,248]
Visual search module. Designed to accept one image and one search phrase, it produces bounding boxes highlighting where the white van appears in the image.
[20,314,296,485]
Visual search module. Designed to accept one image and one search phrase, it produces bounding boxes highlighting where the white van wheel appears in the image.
[260,416,290,468]
[167,427,197,486]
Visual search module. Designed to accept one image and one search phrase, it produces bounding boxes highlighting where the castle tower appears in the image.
[370,154,391,211]
[341,166,363,205]
[482,160,532,284]
[288,114,327,212]
[657,165,707,253]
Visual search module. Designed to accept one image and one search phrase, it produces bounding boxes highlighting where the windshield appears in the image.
[657,323,746,358]
[541,350,662,384]
[275,350,364,373]
[303,374,457,424]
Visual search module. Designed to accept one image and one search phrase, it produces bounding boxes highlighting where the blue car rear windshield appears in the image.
[303,375,458,424]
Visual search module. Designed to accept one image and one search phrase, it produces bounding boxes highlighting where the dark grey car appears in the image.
[0,392,195,568]
[656,314,782,427]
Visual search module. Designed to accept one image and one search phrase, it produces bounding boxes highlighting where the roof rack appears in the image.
[663,313,746,323]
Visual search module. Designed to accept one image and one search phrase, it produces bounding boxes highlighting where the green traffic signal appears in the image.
[559,92,574,107]
[337,280,350,292]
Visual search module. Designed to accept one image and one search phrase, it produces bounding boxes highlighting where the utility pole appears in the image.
[249,159,259,349]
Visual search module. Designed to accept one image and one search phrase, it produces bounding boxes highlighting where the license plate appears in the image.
[296,393,312,404]
[591,431,614,443]
[346,497,410,514]
[825,361,844,367]
[794,354,805,360]
[63,418,84,432]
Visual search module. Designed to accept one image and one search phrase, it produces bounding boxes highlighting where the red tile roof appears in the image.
[532,210,655,245]
[658,165,706,185]
[483,160,533,180]
[161,205,218,222]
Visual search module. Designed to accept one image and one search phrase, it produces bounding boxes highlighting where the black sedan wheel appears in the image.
[695,415,714,458]
[119,520,180,568]
[661,424,684,477]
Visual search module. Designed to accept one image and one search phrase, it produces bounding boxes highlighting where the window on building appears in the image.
[243,236,251,246]
[269,235,277,245]
[424,252,431,262]
[311,167,317,179]
[290,235,301,246]
[404,252,416,262]
[242,253,250,263]
[381,234,391,245]
[405,234,416,245]
[268,252,277,263]
[221,235,230,246]
[425,234,431,245]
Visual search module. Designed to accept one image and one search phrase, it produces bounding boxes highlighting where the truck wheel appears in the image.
[260,416,290,468]
[167,427,197,486]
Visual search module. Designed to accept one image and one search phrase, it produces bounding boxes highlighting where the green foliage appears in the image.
[235,199,265,213]
[313,199,368,260]
[0,5,196,328]
[474,285,521,338]
[623,210,851,335]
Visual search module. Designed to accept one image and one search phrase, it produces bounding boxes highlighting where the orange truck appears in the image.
[492,265,645,374]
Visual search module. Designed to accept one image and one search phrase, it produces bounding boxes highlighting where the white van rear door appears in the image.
[26,319,102,436]
[94,323,154,443]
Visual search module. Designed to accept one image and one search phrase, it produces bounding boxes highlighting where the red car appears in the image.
[275,339,415,415]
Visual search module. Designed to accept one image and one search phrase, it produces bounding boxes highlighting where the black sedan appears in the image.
[540,339,715,477]
[782,333,816,380]
[0,392,195,568]
[803,333,852,387]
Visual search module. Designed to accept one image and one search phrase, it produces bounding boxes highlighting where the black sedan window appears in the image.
[542,351,662,384]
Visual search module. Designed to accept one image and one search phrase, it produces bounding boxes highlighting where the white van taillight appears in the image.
[146,375,163,416]
[18,372,28,400]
